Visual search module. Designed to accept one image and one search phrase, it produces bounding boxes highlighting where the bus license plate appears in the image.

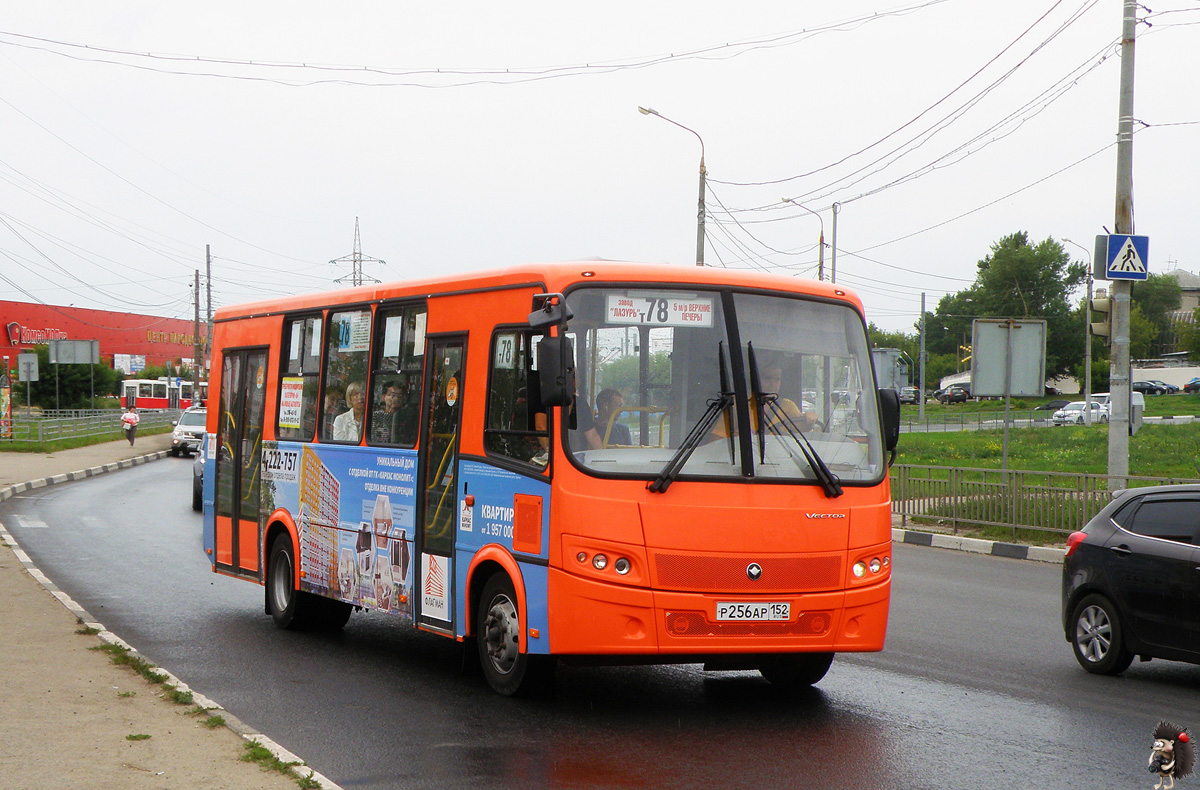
[715,602,790,621]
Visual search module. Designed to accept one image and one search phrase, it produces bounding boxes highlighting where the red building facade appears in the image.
[1,300,201,370]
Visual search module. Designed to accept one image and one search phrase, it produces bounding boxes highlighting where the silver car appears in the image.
[171,408,207,456]
[1051,401,1108,426]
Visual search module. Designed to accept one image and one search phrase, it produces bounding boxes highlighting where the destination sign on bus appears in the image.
[605,294,714,328]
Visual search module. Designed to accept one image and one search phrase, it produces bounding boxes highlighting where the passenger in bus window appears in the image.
[333,381,366,442]
[595,388,632,447]
[371,381,400,443]
[322,386,345,439]
[569,396,603,451]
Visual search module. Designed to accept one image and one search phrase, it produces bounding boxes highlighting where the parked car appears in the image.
[1063,484,1200,675]
[1147,379,1179,394]
[898,386,920,404]
[1132,380,1169,396]
[1035,399,1071,411]
[937,384,970,404]
[170,407,207,457]
[1185,377,1200,394]
[1051,401,1108,426]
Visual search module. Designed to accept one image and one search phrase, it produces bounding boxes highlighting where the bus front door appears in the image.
[123,383,137,409]
[417,336,464,632]
[213,348,268,578]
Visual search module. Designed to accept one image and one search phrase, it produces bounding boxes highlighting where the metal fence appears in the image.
[891,464,1200,539]
[0,409,180,443]
[900,410,1064,433]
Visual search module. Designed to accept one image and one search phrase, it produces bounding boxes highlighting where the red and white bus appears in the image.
[200,261,900,695]
[121,377,206,410]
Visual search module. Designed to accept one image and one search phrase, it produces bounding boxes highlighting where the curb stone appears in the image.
[892,527,1066,564]
[0,450,344,790]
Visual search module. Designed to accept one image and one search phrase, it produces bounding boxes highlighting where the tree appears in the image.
[18,345,120,409]
[1129,273,1182,356]
[923,232,1086,379]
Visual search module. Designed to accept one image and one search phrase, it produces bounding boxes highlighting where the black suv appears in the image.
[937,384,970,404]
[1062,484,1200,675]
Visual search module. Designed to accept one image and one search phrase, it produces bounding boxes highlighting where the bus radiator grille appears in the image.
[664,611,832,637]
[652,553,842,593]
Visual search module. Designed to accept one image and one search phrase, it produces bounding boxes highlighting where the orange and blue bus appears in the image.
[200,261,900,695]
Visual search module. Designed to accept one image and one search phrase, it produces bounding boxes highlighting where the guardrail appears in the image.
[0,409,180,443]
[892,464,1200,539]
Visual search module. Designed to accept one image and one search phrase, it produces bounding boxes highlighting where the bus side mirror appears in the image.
[536,336,576,409]
[528,293,573,328]
[878,388,900,454]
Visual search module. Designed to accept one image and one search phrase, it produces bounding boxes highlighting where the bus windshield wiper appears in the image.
[648,343,734,494]
[747,344,843,499]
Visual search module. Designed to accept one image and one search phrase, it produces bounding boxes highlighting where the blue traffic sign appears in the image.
[1105,234,1149,280]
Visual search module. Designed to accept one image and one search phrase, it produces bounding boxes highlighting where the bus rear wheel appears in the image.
[477,574,553,696]
[267,535,352,631]
[758,652,834,688]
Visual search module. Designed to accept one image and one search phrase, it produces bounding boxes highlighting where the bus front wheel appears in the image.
[758,652,834,688]
[477,574,553,696]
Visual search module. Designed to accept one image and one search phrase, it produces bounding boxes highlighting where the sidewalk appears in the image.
[0,434,330,790]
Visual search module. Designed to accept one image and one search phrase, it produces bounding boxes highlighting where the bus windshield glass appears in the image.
[563,286,885,485]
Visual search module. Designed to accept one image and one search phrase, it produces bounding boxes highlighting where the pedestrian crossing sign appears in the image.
[1105,234,1149,280]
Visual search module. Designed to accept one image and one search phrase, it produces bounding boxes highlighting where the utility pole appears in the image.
[830,203,840,284]
[205,245,213,383]
[918,292,927,421]
[193,269,200,398]
[1108,0,1137,491]
[332,217,384,287]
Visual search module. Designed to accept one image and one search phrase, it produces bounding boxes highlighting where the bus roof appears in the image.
[213,260,865,321]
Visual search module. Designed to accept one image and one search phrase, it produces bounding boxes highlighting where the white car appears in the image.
[1052,401,1108,426]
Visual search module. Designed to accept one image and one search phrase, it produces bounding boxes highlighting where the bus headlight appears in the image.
[869,558,882,574]
[614,557,630,575]
[576,552,588,564]
[592,554,608,571]
[852,561,867,578]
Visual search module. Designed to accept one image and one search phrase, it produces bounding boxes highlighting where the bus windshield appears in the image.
[563,286,884,485]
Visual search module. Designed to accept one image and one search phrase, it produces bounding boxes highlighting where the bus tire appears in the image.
[477,574,553,696]
[758,652,834,688]
[267,534,310,630]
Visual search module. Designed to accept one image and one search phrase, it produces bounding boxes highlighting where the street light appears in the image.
[1063,237,1094,425]
[638,106,706,267]
[781,197,826,281]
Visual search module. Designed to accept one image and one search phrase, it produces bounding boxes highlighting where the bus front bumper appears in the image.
[546,568,889,656]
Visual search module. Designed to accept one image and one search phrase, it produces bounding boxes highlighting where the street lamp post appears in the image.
[781,197,825,281]
[1064,237,1093,426]
[638,107,706,267]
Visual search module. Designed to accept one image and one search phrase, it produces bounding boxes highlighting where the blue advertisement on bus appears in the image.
[261,441,418,619]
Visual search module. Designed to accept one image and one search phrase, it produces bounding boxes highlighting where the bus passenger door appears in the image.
[417,336,464,632]
[213,348,268,578]
[123,382,137,409]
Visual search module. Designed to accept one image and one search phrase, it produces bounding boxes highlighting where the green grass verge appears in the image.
[897,421,1200,480]
[0,425,171,453]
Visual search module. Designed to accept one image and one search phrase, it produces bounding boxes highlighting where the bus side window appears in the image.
[368,305,425,447]
[484,330,547,469]
[322,308,372,444]
[277,315,322,441]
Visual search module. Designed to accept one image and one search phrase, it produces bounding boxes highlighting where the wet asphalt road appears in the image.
[6,460,1200,789]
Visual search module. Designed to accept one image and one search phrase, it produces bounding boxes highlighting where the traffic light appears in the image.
[1090,291,1111,339]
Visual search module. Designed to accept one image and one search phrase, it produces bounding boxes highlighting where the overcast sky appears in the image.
[2,0,1197,334]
